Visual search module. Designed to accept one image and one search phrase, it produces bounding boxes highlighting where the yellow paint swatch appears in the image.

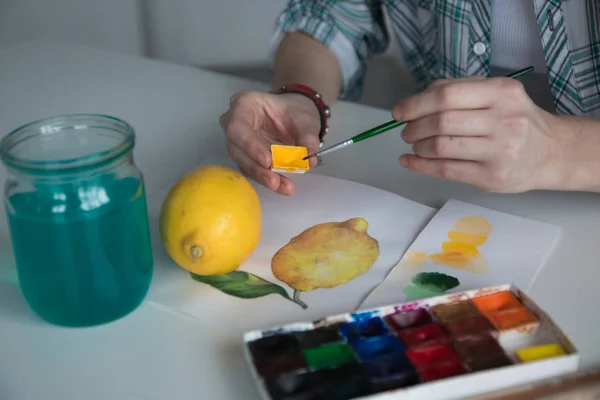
[405,251,427,264]
[270,144,310,173]
[516,343,566,363]
[441,241,480,257]
[398,251,428,273]
[428,215,492,273]
[447,231,488,246]
[454,216,493,235]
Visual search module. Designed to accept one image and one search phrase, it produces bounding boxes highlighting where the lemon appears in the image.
[159,165,262,275]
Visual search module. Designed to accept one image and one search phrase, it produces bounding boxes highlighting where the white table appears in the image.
[0,40,598,400]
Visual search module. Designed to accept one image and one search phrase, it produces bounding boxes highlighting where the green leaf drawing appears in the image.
[403,272,460,301]
[412,272,460,292]
[190,270,307,309]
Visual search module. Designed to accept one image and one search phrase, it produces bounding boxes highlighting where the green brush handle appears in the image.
[349,66,534,144]
[351,120,406,143]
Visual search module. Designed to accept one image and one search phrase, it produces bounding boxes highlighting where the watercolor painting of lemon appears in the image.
[190,217,379,309]
[272,218,380,306]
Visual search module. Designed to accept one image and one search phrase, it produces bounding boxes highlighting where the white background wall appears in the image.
[0,0,144,55]
[0,0,415,109]
[143,0,286,67]
[0,0,292,67]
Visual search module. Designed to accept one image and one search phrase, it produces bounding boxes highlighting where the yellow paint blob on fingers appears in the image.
[270,144,310,173]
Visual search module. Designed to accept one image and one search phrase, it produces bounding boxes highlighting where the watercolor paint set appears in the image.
[242,284,578,400]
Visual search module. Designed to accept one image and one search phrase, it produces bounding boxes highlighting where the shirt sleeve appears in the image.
[268,0,390,101]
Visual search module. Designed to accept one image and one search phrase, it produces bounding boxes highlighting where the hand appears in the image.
[219,90,321,195]
[392,76,561,193]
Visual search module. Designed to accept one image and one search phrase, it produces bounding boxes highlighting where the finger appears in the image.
[401,110,495,143]
[233,143,298,196]
[295,132,321,168]
[412,136,493,161]
[393,77,487,124]
[399,154,487,187]
[392,77,522,121]
[228,142,280,190]
[275,175,296,196]
[295,130,320,153]
[240,160,296,196]
[229,90,251,107]
[238,165,295,196]
[426,75,486,90]
[226,118,272,169]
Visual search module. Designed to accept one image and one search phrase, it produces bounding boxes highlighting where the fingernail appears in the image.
[399,156,409,167]
[392,105,404,121]
[263,175,273,188]
[280,181,293,196]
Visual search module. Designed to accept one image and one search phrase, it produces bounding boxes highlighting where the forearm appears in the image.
[271,32,343,104]
[550,115,600,192]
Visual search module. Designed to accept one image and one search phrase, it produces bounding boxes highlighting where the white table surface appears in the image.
[0,40,598,400]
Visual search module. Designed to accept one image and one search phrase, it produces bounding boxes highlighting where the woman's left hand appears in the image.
[393,76,563,193]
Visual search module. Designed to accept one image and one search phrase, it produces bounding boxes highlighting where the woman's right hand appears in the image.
[219,90,322,196]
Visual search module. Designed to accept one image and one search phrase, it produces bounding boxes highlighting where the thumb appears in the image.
[295,129,321,154]
[295,132,321,167]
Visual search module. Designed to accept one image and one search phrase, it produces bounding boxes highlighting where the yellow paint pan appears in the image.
[270,144,310,174]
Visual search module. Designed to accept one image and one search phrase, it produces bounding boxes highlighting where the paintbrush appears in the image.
[303,66,535,160]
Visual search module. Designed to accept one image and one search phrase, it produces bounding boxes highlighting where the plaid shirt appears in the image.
[271,0,600,117]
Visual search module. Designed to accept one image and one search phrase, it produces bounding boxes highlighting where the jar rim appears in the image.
[0,113,135,173]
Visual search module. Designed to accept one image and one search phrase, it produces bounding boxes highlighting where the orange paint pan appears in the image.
[486,306,538,330]
[472,291,522,313]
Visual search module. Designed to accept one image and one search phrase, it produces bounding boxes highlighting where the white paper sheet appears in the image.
[145,163,436,334]
[360,199,561,310]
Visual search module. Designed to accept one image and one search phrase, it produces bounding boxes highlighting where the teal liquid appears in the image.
[5,176,153,326]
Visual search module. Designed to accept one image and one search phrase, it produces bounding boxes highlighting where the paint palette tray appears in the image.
[242,284,578,400]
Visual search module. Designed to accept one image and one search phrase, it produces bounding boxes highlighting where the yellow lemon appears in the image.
[158,165,262,275]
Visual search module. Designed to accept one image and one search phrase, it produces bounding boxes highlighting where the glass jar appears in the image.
[0,114,153,327]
